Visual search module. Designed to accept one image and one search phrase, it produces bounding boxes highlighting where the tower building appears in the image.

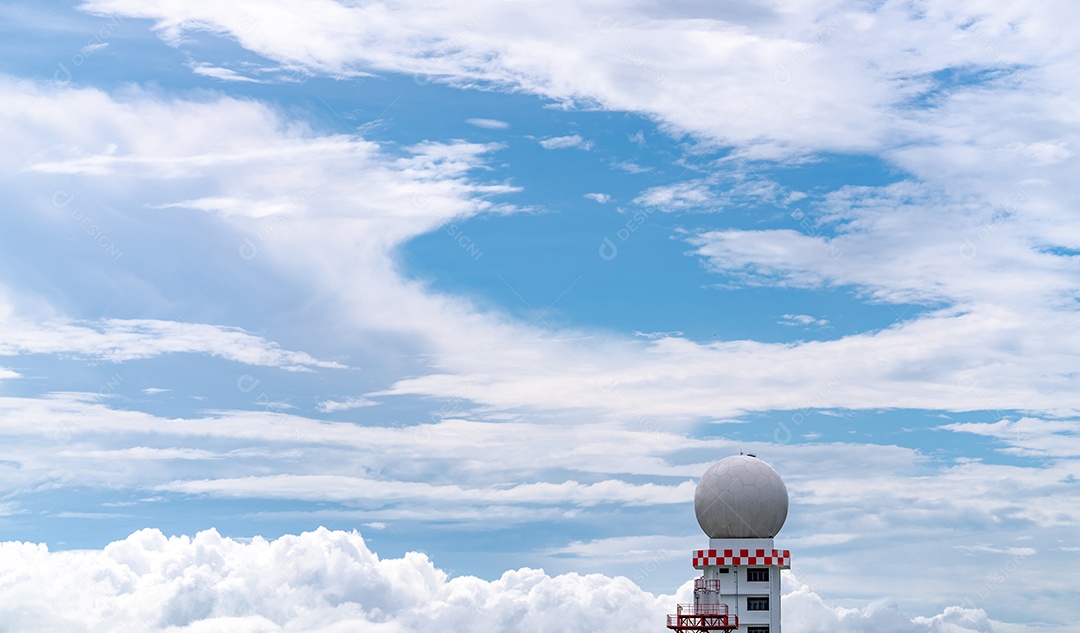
[667,455,790,633]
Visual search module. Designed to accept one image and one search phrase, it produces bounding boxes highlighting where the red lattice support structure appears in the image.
[666,603,739,632]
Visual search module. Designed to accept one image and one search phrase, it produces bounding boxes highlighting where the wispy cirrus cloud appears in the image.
[315,396,379,413]
[0,317,341,371]
[188,62,263,83]
[465,117,509,129]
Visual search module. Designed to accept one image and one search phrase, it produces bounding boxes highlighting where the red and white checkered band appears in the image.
[692,549,791,569]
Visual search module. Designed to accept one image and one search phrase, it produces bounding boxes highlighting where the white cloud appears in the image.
[1002,141,1073,166]
[0,388,1074,623]
[6,4,1079,628]
[0,527,1009,633]
[0,394,707,523]
[0,317,342,372]
[0,77,521,388]
[783,575,997,633]
[955,545,1036,557]
[316,397,380,413]
[156,474,695,507]
[584,192,611,204]
[81,42,109,55]
[80,0,1080,167]
[942,418,1080,458]
[62,0,890,153]
[677,173,1079,422]
[72,447,219,461]
[465,117,509,129]
[188,63,264,83]
[0,527,668,632]
[538,134,591,150]
[634,180,714,210]
[780,314,829,328]
[634,171,800,213]
[692,228,839,287]
[632,330,684,340]
[612,161,651,173]
[142,387,169,395]
[693,179,1080,307]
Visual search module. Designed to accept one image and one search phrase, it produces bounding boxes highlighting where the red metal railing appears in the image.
[666,603,738,632]
[672,603,729,616]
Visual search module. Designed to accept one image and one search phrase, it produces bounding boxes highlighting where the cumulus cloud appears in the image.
[584,192,611,204]
[782,576,996,633]
[0,527,1001,633]
[0,527,669,632]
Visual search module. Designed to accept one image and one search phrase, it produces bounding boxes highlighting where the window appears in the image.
[746,597,770,611]
[747,568,769,582]
[717,568,730,574]
[747,627,770,633]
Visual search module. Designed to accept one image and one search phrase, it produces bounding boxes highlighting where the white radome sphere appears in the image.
[695,455,788,538]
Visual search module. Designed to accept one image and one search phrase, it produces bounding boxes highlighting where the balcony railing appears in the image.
[666,603,738,632]
[675,603,729,616]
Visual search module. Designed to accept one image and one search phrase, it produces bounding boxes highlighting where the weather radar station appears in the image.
[666,455,790,633]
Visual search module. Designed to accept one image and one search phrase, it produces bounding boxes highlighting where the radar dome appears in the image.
[694,455,788,538]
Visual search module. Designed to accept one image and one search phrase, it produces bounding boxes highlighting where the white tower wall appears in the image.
[695,537,790,630]
[694,538,789,633]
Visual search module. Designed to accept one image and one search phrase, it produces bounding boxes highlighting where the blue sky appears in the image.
[0,2,1078,631]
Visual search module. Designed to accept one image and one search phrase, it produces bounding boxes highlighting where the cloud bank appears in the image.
[0,527,996,633]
